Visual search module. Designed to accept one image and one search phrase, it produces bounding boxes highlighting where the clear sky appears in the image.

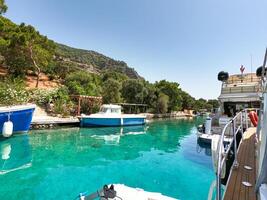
[4,0,267,99]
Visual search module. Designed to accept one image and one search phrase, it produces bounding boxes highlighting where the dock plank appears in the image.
[223,128,257,200]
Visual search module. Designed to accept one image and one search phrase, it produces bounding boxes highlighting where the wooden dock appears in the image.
[31,116,79,129]
[224,127,257,200]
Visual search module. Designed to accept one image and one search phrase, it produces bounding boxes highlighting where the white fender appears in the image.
[120,117,124,126]
[2,121,13,138]
[212,135,226,178]
[205,117,212,134]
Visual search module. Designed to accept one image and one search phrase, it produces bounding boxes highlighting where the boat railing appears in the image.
[221,84,261,94]
[215,108,258,200]
[225,75,261,85]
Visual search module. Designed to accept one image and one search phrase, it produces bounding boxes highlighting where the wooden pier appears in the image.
[224,127,257,200]
[31,116,79,129]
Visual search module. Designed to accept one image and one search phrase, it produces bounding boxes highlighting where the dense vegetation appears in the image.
[0,1,218,115]
[55,44,141,79]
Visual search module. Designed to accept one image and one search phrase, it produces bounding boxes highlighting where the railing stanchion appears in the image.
[245,109,248,130]
[233,120,238,168]
[216,139,222,200]
[214,109,253,200]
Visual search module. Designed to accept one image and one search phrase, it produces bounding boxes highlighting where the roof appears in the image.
[101,104,122,109]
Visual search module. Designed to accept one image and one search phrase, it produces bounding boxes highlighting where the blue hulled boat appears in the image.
[0,104,36,136]
[79,104,146,127]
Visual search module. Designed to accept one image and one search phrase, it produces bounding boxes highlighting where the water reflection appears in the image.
[27,119,199,167]
[91,126,149,145]
[196,138,211,156]
[0,135,32,175]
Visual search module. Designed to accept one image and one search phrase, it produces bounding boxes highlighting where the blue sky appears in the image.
[4,0,267,99]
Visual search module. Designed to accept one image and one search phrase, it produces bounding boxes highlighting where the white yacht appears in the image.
[209,49,267,200]
[198,72,261,144]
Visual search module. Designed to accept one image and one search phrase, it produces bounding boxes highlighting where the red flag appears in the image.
[240,65,245,73]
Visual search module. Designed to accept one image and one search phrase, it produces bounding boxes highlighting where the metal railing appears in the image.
[215,108,257,200]
[221,85,261,94]
[226,76,261,85]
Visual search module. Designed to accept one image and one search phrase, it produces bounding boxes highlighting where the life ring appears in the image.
[248,111,258,127]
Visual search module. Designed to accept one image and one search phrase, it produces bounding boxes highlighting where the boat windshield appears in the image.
[99,107,109,113]
[99,107,121,114]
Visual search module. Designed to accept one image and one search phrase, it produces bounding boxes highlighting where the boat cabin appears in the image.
[99,104,122,115]
[218,73,261,117]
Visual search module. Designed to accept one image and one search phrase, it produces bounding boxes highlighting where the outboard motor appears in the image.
[205,117,212,134]
[197,125,204,133]
[78,184,117,200]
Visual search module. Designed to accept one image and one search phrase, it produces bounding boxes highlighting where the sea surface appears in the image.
[0,118,215,200]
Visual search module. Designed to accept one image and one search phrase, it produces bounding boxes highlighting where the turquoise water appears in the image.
[0,118,215,200]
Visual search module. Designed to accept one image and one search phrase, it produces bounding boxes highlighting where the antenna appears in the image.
[250,54,253,81]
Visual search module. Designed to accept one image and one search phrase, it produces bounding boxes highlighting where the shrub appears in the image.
[0,78,29,106]
[29,88,59,105]
[29,87,74,116]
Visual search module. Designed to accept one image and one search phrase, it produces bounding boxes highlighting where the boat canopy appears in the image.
[99,104,122,114]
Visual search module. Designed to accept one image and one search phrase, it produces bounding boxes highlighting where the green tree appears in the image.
[0,20,55,87]
[155,80,182,112]
[0,0,7,15]
[156,93,169,114]
[142,82,158,109]
[194,98,208,111]
[181,91,195,110]
[121,79,147,103]
[102,79,121,103]
[102,70,128,83]
[21,24,55,87]
[65,71,102,96]
[207,99,219,109]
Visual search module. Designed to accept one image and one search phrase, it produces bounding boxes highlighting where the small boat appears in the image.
[0,104,36,137]
[79,104,146,127]
[77,184,176,200]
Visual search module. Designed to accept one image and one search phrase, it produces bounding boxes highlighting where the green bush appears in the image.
[65,71,102,96]
[29,88,58,105]
[0,78,29,106]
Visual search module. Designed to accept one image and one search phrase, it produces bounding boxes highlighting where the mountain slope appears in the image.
[55,43,142,79]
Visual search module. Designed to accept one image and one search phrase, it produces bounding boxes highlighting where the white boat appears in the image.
[198,72,261,144]
[79,104,146,127]
[78,184,177,200]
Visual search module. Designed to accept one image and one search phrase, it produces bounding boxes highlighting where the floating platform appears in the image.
[197,132,232,144]
[31,116,79,129]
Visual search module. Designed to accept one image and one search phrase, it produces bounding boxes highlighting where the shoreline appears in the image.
[31,112,195,130]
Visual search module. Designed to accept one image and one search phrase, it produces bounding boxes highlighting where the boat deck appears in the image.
[224,127,257,200]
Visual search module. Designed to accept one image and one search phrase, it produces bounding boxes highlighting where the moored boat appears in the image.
[197,71,261,144]
[0,104,36,137]
[79,104,146,127]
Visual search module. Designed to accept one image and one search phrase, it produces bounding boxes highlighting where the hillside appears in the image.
[55,43,142,79]
[0,16,141,80]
